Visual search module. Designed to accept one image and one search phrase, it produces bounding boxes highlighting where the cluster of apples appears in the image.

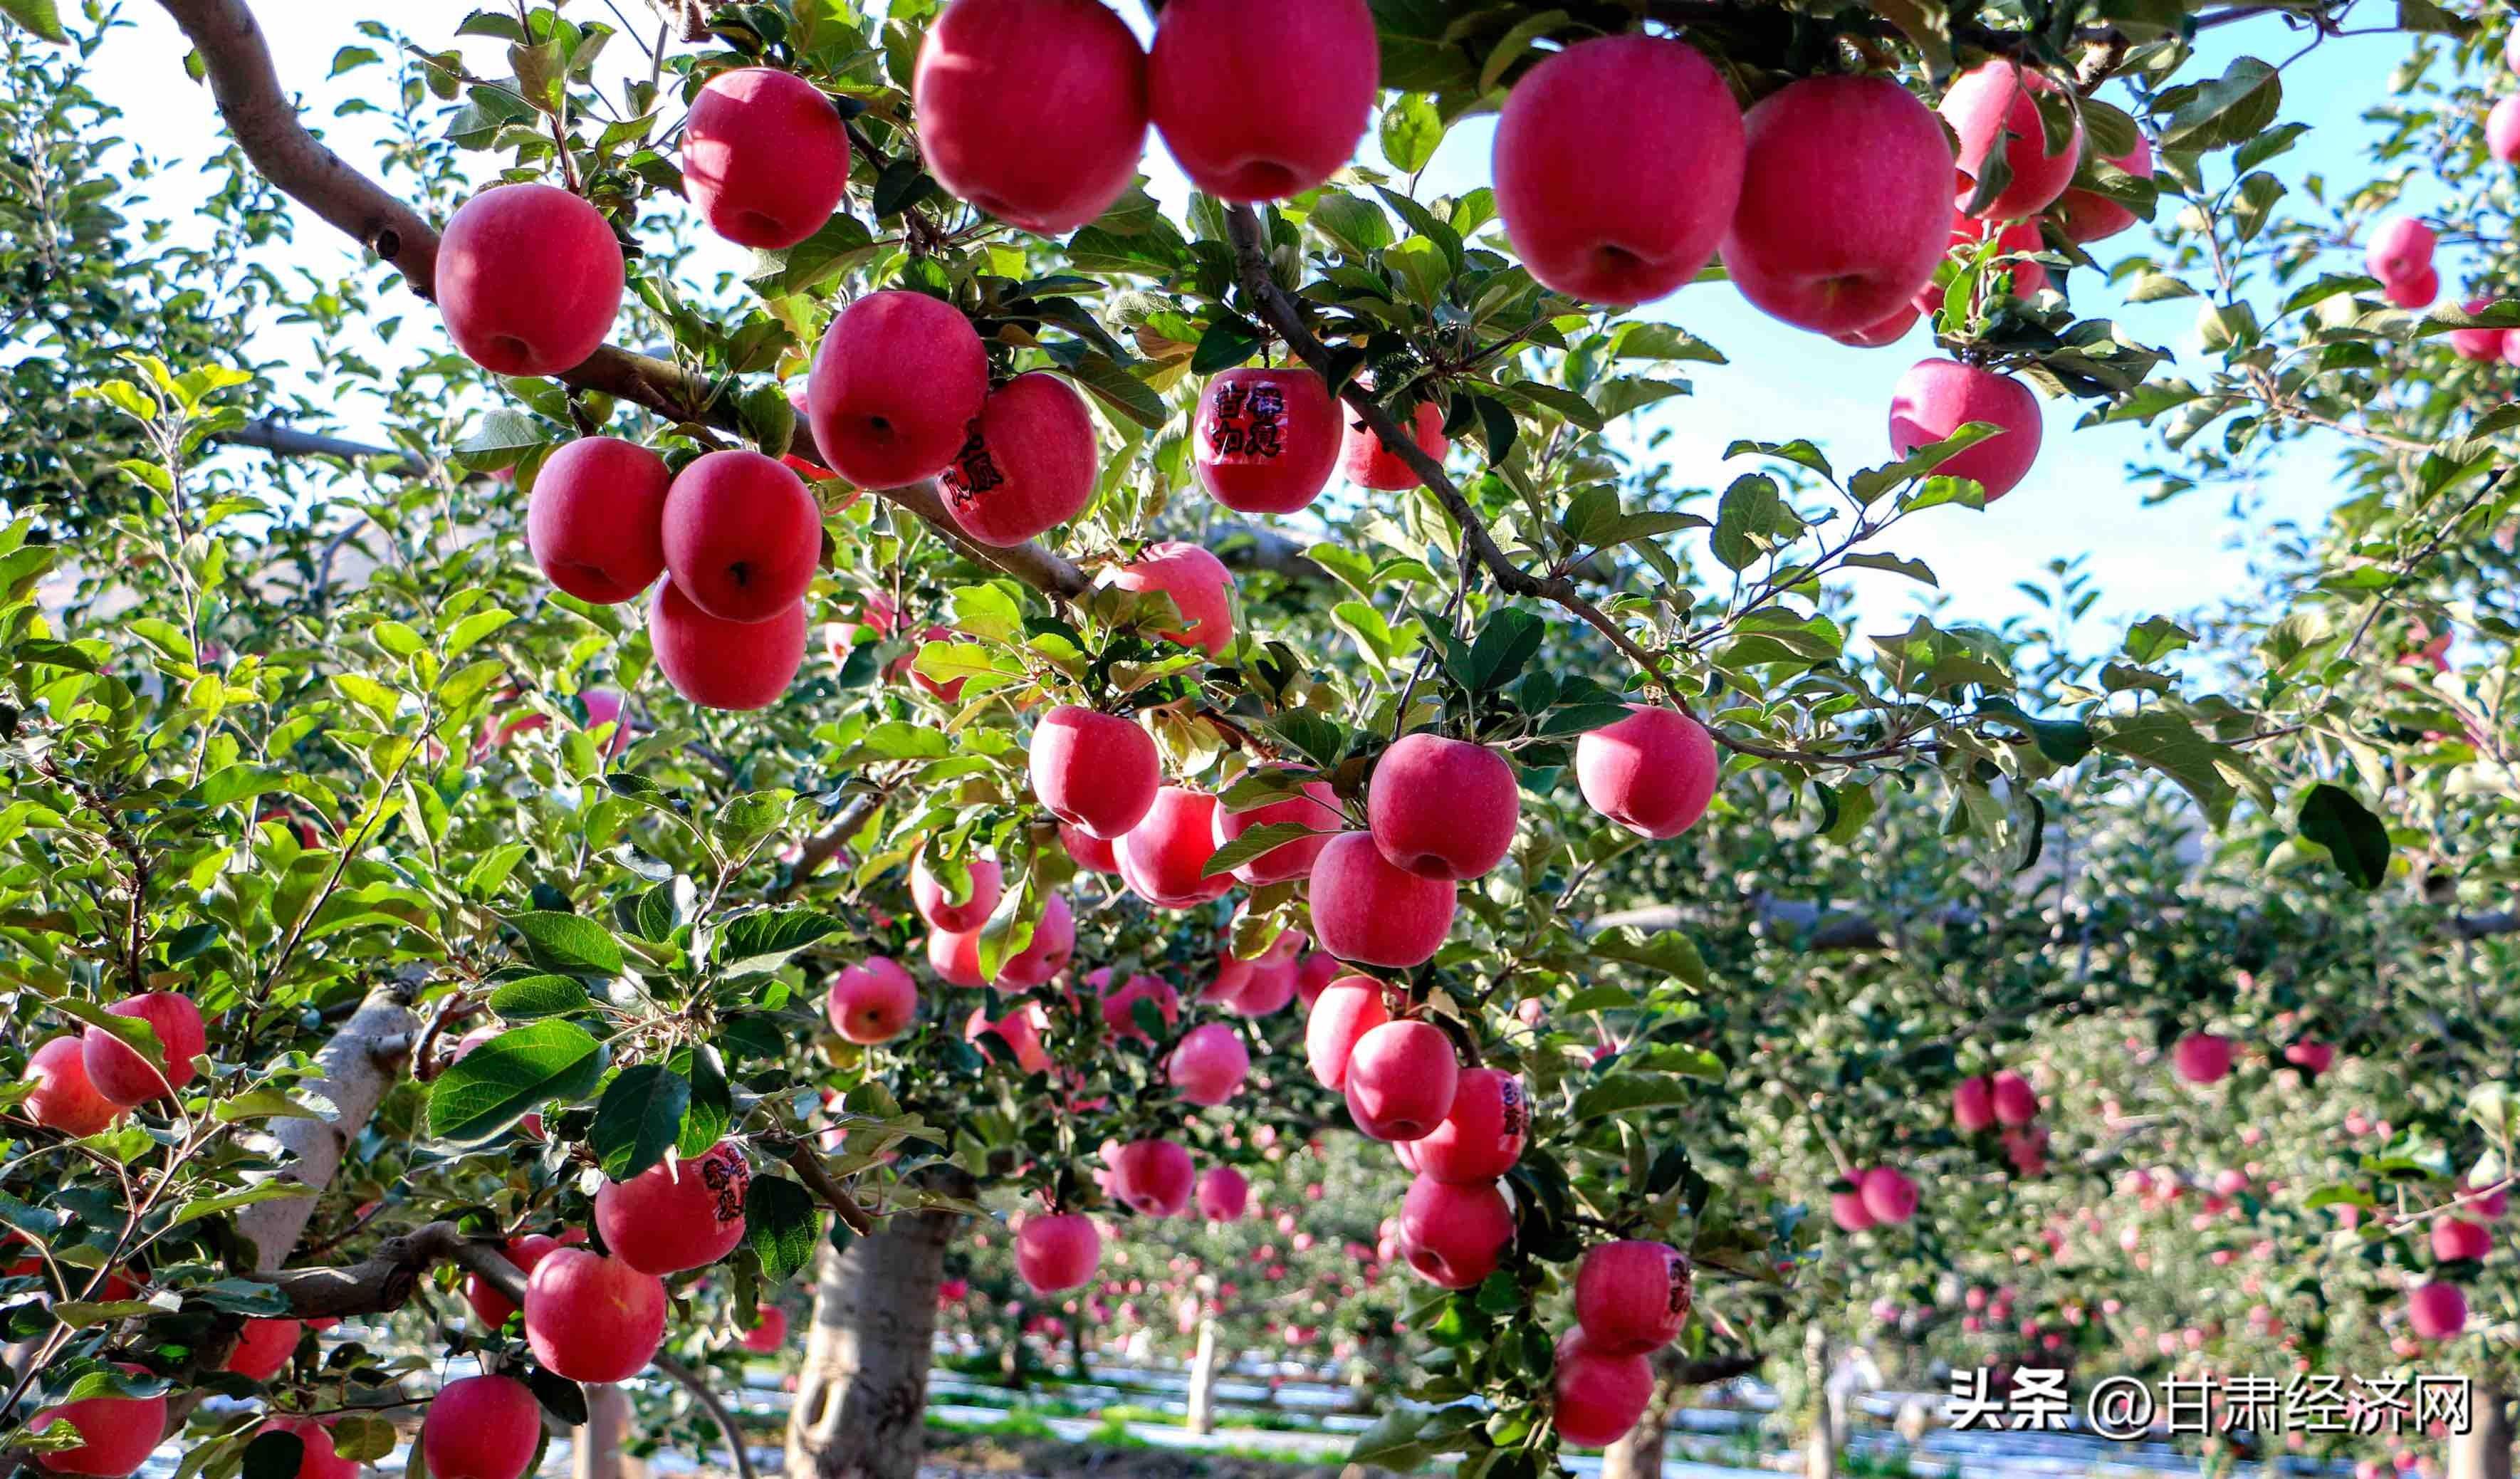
[2406,1179,2507,1342]
[1952,1067,2051,1176]
[2365,216,2443,310]
[2483,31,2520,164]
[1826,1164,1921,1233]
[20,991,209,1139]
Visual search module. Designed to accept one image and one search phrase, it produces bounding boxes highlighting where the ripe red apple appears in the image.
[660,450,821,624]
[1192,368,1342,513]
[1308,831,1457,968]
[2173,1031,2235,1085]
[1952,1075,1995,1133]
[1573,705,1718,840]
[1829,1184,1875,1232]
[681,67,850,249]
[1721,77,1954,335]
[968,1002,1052,1075]
[1414,1068,1526,1183]
[1833,305,1920,348]
[1305,976,1391,1089]
[914,0,1146,228]
[2056,132,2155,244]
[1117,787,1234,909]
[26,1038,120,1136]
[252,1418,356,1479]
[1367,733,1518,881]
[1295,951,1341,1009]
[1168,1023,1250,1106]
[1097,971,1181,1044]
[422,1373,543,1479]
[1339,400,1447,491]
[827,957,919,1044]
[2366,216,2436,285]
[2433,1216,2492,1263]
[436,184,624,376]
[1062,822,1121,874]
[2284,1039,2337,1075]
[1148,0,1375,201]
[1493,35,1743,305]
[1032,706,1159,840]
[593,1141,752,1275]
[1990,1070,2038,1127]
[526,437,671,604]
[1016,1212,1102,1292]
[1553,1330,1656,1448]
[1342,1020,1460,1141]
[1887,359,2044,502]
[739,1304,790,1352]
[465,1232,563,1329]
[31,1366,167,1478]
[2491,95,2520,164]
[939,372,1100,547]
[1109,540,1236,657]
[1213,768,1342,885]
[2386,267,2440,310]
[1111,1138,1196,1216]
[1201,954,1254,1008]
[647,582,806,711]
[1940,61,2083,219]
[223,1317,301,1382]
[913,852,1004,933]
[1573,1241,1692,1356]
[82,992,206,1104]
[1397,1175,1512,1289]
[1860,1166,1919,1225]
[2447,301,2507,362]
[993,892,1077,991]
[807,290,991,488]
[1232,956,1297,1018]
[525,1247,667,1381]
[926,926,988,989]
[1196,1164,1248,1222]
[2407,1281,2467,1340]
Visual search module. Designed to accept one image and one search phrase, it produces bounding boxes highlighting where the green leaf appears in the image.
[720,907,845,977]
[1201,821,1322,879]
[0,0,67,43]
[505,911,624,976]
[1379,94,1445,175]
[745,1174,821,1282]
[590,1065,691,1181]
[486,974,592,1020]
[1572,1073,1700,1122]
[1058,355,1167,431]
[674,1045,733,1159]
[1308,193,1394,256]
[427,1020,607,1143]
[1972,698,2093,765]
[2298,783,2390,891]
[1586,926,1708,989]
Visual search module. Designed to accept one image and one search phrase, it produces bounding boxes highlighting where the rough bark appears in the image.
[2452,1384,2514,1479]
[573,1385,636,1479]
[1186,1319,1223,1436]
[235,981,419,1268]
[785,1178,971,1479]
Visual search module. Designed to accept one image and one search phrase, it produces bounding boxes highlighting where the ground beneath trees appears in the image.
[921,1433,1350,1479]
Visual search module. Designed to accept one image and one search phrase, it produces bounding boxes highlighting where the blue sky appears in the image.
[80,3,2417,649]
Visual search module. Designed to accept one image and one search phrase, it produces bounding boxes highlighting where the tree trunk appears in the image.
[2452,1384,2513,1479]
[1186,1319,1223,1436]
[1069,1312,1091,1381]
[785,1183,967,1479]
[1802,1327,1836,1479]
[573,1385,641,1479]
[1603,1347,1690,1479]
[236,983,418,1268]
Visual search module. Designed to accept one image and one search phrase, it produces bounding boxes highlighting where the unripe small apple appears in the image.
[993,893,1077,991]
[1397,1176,1511,1289]
[465,1232,563,1329]
[1413,1068,1527,1183]
[1860,1166,1920,1225]
[1305,976,1391,1089]
[1213,768,1342,885]
[1887,359,2044,503]
[1196,1165,1249,1221]
[1148,0,1376,202]
[222,1317,301,1382]
[939,372,1100,547]
[526,1247,666,1382]
[31,1366,165,1478]
[1192,367,1342,513]
[2407,1281,2467,1340]
[1032,706,1160,840]
[593,1141,752,1275]
[1990,1070,2038,1127]
[681,67,850,249]
[1574,706,1718,839]
[1940,61,2084,220]
[1109,541,1236,657]
[661,450,821,624]
[1343,1020,1460,1142]
[437,184,624,376]
[1117,788,1233,909]
[1017,1213,1102,1292]
[1308,832,1457,968]
[2173,1031,2236,1085]
[913,852,1004,934]
[1339,401,1448,491]
[807,291,991,488]
[1573,1241,1691,1355]
[1367,733,1518,881]
[1112,1139,1196,1216]
[26,1037,120,1136]
[827,958,919,1044]
[422,1373,545,1479]
[82,992,207,1105]
[526,437,671,604]
[1168,1023,1250,1106]
[1552,1330,1656,1448]
[913,0,1149,235]
[648,582,806,711]
[1952,1075,1996,1133]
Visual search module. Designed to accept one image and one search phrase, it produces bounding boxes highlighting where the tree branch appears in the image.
[655,1357,762,1479]
[767,1133,878,1237]
[250,1219,525,1319]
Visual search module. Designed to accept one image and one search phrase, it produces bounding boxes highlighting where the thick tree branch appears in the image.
[250,1219,524,1319]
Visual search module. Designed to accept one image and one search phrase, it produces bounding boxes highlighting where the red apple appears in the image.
[1148,0,1375,202]
[1573,705,1719,840]
[1574,1241,1692,1356]
[2407,1281,2467,1340]
[807,290,991,488]
[926,926,988,989]
[1414,1068,1526,1183]
[1016,1212,1102,1291]
[1952,1075,1995,1133]
[2366,216,2437,285]
[465,1232,563,1329]
[738,1304,790,1352]
[252,1418,355,1479]
[527,437,671,604]
[913,851,1004,933]
[1553,1331,1655,1448]
[526,1248,667,1383]
[1367,733,1517,881]
[1032,706,1160,839]
[681,67,850,249]
[2447,300,2507,363]
[1829,1185,1875,1232]
[1192,367,1342,513]
[31,1366,166,1478]
[1062,822,1121,874]
[2056,131,2155,244]
[1097,971,1181,1044]
[994,893,1077,990]
[1109,540,1235,657]
[1397,1175,1511,1289]
[2491,95,2520,165]
[436,184,623,376]
[914,0,1148,234]
[1990,1070,2038,1126]
[1940,61,2083,220]
[647,582,805,711]
[1168,1023,1250,1106]
[2284,1039,2336,1075]
[1887,359,2043,502]
[1721,77,1954,335]
[1834,305,1920,348]
[827,958,919,1044]
[1343,1020,1459,1141]
[1200,954,1255,1009]
[82,993,206,1105]
[1117,787,1234,909]
[422,1374,544,1479]
[1860,1166,1919,1225]
[222,1317,301,1382]
[968,1002,1053,1075]
[1212,768,1342,885]
[1111,1138,1196,1216]
[1295,951,1341,1010]
[1493,35,1743,305]
[1196,1165,1248,1222]
[2173,1031,2235,1085]
[26,1038,120,1136]
[1339,400,1447,491]
[661,450,821,624]
[939,372,1099,547]
[1307,831,1457,968]
[2433,1216,2492,1263]
[1305,976,1391,1089]
[593,1141,751,1275]
[1232,956,1297,1018]
[2386,267,2440,310]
